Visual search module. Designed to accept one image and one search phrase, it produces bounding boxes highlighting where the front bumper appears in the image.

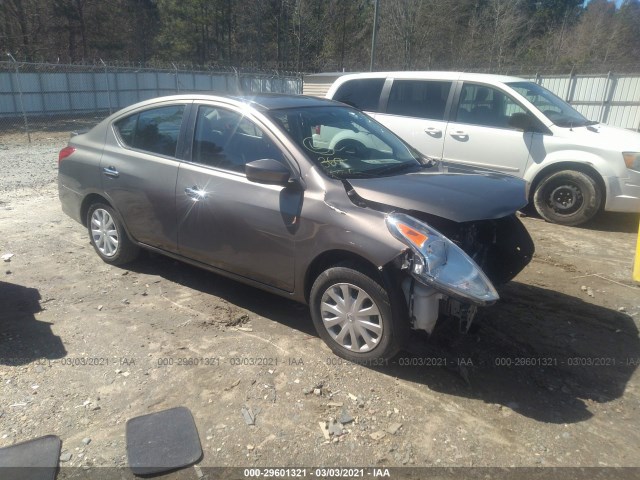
[605,171,640,213]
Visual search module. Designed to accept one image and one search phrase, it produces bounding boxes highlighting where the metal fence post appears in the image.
[172,63,179,92]
[565,69,575,103]
[7,54,31,143]
[599,71,615,125]
[232,67,241,94]
[100,59,113,114]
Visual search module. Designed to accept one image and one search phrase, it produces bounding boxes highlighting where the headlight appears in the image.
[623,152,640,171]
[386,212,499,306]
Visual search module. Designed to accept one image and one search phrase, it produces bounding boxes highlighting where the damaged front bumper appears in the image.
[388,212,534,335]
[401,278,478,334]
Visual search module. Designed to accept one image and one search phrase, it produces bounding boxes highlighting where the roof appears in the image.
[233,93,340,110]
[303,72,356,79]
[328,71,527,84]
[109,93,341,119]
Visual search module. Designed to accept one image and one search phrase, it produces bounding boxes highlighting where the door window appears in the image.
[191,105,284,173]
[387,80,452,120]
[455,84,528,129]
[114,105,185,157]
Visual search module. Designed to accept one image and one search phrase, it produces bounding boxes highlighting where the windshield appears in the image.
[507,81,595,128]
[267,106,432,179]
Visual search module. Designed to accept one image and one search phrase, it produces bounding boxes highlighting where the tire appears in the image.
[309,264,405,362]
[533,170,602,226]
[87,203,139,265]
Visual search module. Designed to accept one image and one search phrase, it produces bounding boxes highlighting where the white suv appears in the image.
[326,72,640,225]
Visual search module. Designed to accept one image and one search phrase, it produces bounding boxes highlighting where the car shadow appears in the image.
[0,280,66,366]
[127,252,316,336]
[388,281,639,424]
[581,211,639,233]
[125,255,638,424]
[520,209,638,234]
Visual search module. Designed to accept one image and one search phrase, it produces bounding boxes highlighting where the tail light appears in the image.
[58,146,76,166]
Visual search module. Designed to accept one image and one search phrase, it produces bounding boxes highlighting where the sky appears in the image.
[583,0,626,7]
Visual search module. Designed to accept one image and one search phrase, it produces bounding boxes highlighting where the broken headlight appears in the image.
[386,212,499,306]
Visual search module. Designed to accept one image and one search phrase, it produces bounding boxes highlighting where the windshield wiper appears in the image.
[368,162,419,176]
[328,169,380,179]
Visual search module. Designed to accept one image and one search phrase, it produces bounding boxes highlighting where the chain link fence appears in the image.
[0,61,303,143]
[3,61,640,143]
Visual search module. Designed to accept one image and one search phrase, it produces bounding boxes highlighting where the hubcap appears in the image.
[90,208,119,257]
[548,183,582,214]
[320,283,383,353]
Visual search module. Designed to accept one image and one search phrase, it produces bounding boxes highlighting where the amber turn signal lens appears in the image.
[397,223,428,248]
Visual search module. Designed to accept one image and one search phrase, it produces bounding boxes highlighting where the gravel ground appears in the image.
[1,131,639,479]
[0,133,64,193]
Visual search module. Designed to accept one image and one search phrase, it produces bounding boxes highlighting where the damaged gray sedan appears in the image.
[58,94,534,362]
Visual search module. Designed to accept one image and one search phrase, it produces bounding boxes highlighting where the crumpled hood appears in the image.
[348,170,529,223]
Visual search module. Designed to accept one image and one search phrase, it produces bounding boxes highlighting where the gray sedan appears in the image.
[58,94,534,362]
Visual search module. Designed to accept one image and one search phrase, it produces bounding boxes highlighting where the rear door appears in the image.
[442,83,533,175]
[175,103,299,291]
[373,79,453,160]
[101,102,189,251]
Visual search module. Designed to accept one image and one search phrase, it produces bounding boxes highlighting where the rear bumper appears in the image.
[58,180,84,225]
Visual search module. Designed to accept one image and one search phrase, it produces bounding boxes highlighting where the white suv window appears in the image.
[387,80,452,120]
[333,78,385,112]
[456,84,527,129]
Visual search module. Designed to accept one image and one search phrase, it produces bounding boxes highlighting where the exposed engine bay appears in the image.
[346,180,535,335]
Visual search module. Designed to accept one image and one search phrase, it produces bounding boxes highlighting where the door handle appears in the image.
[102,166,119,178]
[185,186,207,201]
[424,127,442,138]
[449,130,468,138]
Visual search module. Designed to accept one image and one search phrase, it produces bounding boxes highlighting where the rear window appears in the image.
[332,78,385,112]
[114,105,185,157]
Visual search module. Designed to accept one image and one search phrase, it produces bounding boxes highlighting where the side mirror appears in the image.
[508,113,537,132]
[245,158,291,186]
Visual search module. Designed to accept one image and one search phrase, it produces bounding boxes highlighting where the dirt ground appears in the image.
[1,132,639,479]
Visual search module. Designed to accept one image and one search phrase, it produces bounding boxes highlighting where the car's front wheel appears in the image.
[87,203,139,265]
[533,170,602,226]
[310,265,405,362]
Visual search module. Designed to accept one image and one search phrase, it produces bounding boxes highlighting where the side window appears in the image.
[114,105,185,157]
[456,84,528,129]
[387,80,452,120]
[333,78,385,112]
[192,105,285,173]
[114,114,137,145]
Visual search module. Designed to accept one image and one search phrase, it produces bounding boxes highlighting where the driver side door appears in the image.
[176,104,301,292]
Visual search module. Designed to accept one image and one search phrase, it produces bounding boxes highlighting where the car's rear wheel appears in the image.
[310,264,405,362]
[87,203,139,265]
[533,170,602,226]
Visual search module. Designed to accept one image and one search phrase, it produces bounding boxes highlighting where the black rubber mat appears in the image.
[0,434,61,480]
[126,406,202,476]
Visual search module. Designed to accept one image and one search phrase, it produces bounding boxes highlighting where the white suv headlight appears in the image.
[623,152,640,171]
[386,212,499,306]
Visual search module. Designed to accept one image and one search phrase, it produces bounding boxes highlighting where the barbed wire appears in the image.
[0,59,304,78]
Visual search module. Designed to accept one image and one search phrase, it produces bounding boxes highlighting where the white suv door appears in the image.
[374,79,453,160]
[442,83,535,175]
